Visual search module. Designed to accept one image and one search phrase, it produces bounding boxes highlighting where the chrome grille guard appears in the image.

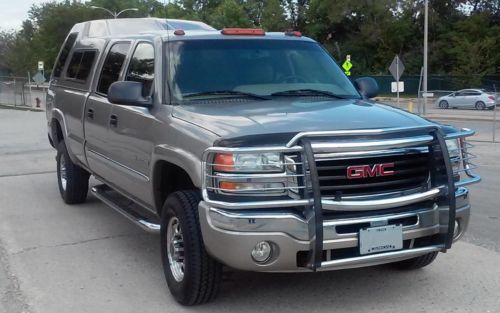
[201,125,480,270]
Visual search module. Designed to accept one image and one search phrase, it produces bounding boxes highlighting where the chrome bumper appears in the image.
[199,187,471,272]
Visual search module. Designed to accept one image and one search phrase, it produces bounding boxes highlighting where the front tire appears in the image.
[439,100,449,109]
[160,191,222,305]
[390,251,438,270]
[56,141,90,204]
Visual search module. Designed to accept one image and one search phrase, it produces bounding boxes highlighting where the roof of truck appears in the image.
[70,18,215,38]
[69,18,315,43]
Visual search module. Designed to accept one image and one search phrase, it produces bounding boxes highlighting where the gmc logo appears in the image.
[346,163,395,179]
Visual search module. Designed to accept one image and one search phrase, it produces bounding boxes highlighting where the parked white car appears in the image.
[437,89,496,110]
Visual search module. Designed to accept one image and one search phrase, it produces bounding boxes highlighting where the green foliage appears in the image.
[446,13,500,86]
[261,0,288,31]
[0,0,498,80]
[206,0,253,29]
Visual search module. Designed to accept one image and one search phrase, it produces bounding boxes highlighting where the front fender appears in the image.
[152,144,203,188]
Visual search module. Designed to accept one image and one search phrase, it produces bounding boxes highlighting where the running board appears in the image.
[91,185,160,233]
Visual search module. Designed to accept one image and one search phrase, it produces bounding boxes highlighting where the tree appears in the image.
[0,0,498,80]
[446,13,500,86]
[261,0,288,31]
[206,0,253,29]
[0,31,15,75]
[285,0,310,30]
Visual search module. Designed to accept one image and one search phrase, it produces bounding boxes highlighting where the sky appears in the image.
[0,0,62,30]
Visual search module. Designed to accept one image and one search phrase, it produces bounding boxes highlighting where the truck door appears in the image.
[84,41,131,178]
[105,42,156,204]
[53,41,96,165]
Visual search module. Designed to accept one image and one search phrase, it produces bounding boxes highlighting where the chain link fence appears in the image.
[0,76,47,109]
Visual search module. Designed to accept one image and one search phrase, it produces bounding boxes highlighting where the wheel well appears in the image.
[51,119,64,146]
[153,160,196,216]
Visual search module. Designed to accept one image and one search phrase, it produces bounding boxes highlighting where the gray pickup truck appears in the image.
[46,18,480,305]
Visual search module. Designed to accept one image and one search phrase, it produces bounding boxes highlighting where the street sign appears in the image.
[389,55,405,81]
[37,61,44,71]
[33,72,46,85]
[342,55,352,76]
[391,81,405,93]
[422,92,434,97]
[389,55,405,106]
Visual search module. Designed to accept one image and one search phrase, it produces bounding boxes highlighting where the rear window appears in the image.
[53,33,77,78]
[66,50,97,81]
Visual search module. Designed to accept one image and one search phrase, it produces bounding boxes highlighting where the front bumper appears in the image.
[199,187,471,272]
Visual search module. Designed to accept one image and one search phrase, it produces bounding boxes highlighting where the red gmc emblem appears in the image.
[346,163,395,179]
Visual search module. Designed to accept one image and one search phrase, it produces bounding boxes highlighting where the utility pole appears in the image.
[423,0,429,115]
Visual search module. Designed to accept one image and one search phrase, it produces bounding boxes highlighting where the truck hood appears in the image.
[172,98,436,144]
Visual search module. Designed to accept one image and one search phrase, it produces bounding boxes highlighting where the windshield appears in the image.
[167,39,361,101]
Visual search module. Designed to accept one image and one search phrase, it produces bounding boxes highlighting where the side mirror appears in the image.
[354,77,379,99]
[108,81,152,107]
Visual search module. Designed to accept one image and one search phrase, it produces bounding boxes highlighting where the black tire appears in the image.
[475,101,486,110]
[439,100,449,109]
[160,191,222,305]
[56,141,90,204]
[390,251,438,270]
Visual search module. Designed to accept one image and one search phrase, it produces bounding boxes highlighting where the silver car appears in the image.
[437,89,496,110]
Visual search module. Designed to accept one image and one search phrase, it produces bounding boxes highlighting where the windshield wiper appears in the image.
[270,89,348,99]
[183,90,269,100]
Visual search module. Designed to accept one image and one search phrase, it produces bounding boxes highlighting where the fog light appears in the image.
[251,241,272,263]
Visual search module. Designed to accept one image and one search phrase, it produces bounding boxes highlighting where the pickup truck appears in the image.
[46,18,480,305]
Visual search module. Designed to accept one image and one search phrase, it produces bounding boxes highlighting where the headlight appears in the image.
[213,152,283,173]
[446,138,461,180]
[209,152,299,196]
[445,139,460,159]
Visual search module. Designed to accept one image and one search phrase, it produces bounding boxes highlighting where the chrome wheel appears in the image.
[59,154,67,191]
[167,217,185,282]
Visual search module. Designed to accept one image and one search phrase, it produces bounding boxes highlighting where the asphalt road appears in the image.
[1,109,499,313]
[434,119,500,142]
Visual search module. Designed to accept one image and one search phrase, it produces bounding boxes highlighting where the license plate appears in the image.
[359,224,403,255]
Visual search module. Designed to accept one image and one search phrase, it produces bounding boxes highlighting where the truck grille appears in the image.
[315,152,430,197]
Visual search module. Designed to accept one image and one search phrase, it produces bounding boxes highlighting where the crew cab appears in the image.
[46,18,480,305]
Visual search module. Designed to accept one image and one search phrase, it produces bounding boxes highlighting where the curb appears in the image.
[422,115,497,123]
[0,104,44,112]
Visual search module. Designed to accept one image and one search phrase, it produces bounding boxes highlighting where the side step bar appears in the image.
[91,185,160,233]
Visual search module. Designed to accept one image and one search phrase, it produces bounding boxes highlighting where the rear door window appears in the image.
[126,43,155,96]
[53,33,77,78]
[97,42,131,95]
[66,50,97,81]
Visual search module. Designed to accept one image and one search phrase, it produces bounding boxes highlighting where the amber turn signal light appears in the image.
[213,153,235,172]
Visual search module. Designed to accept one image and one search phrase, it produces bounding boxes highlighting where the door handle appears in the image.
[110,114,118,127]
[87,108,94,119]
